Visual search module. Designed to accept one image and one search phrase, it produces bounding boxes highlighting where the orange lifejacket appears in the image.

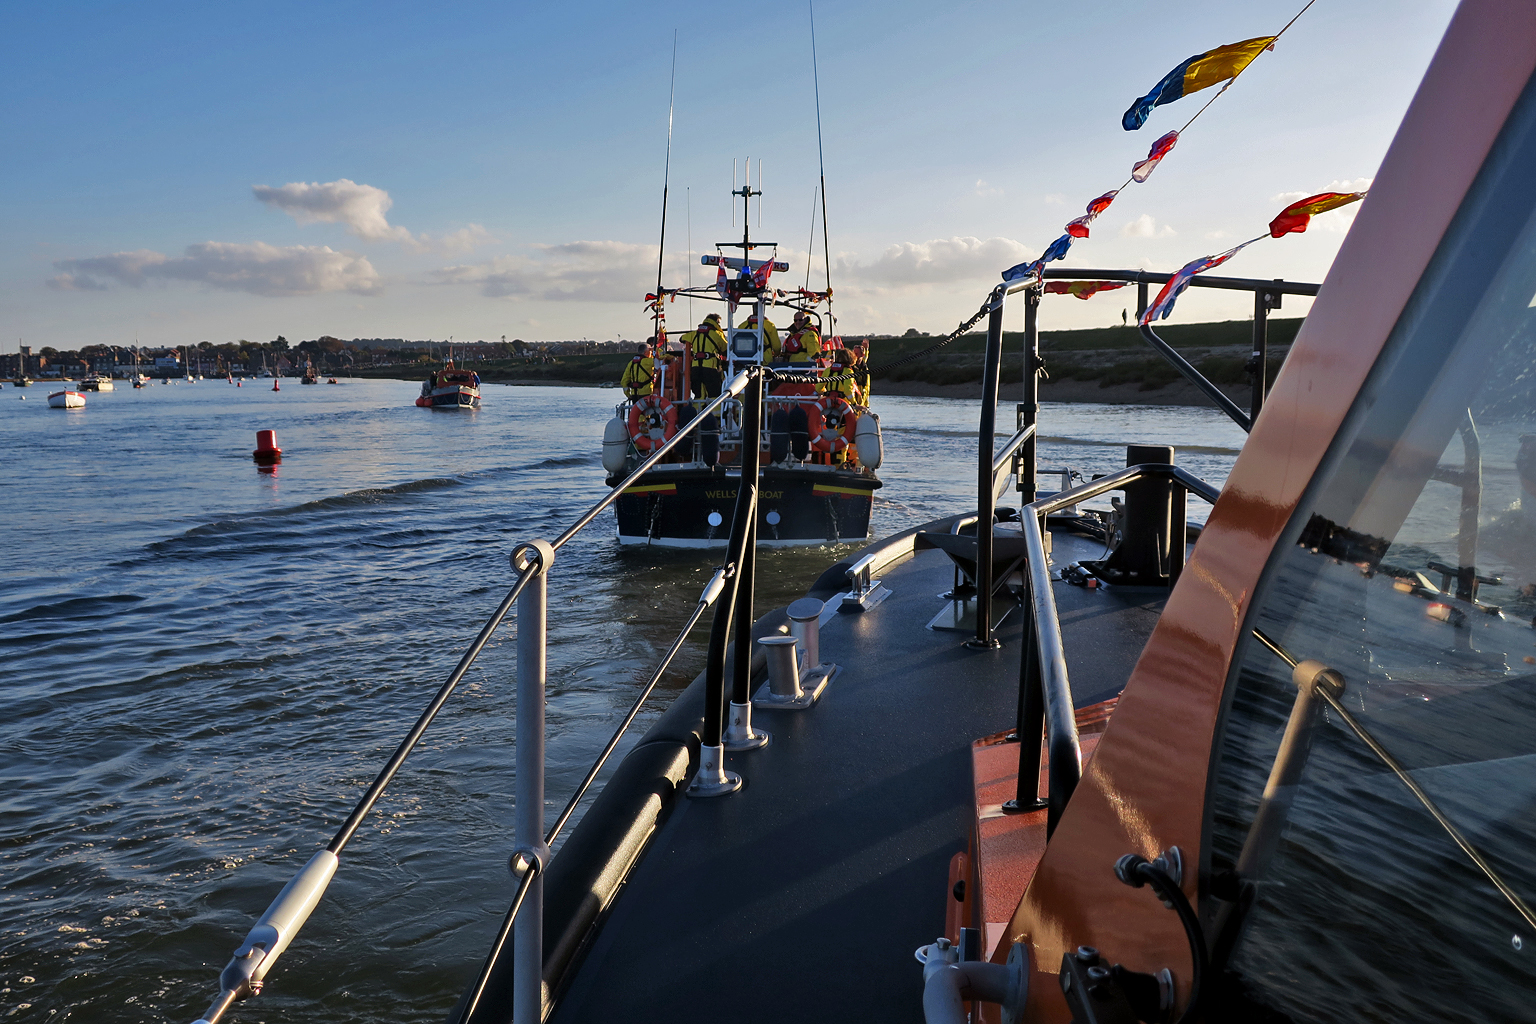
[626,395,677,452]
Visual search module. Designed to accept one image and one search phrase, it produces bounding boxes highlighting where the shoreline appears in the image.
[473,375,1252,407]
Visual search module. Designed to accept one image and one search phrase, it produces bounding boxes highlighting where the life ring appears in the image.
[627,395,677,452]
[811,396,858,455]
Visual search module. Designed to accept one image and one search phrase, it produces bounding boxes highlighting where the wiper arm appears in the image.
[1250,628,1536,933]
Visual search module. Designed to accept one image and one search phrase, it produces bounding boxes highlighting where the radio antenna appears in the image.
[653,31,678,312]
[809,0,834,331]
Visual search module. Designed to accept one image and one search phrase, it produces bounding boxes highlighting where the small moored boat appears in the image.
[77,373,114,392]
[47,390,85,409]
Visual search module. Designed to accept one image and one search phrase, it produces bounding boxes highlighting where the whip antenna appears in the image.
[654,31,678,311]
[809,0,834,331]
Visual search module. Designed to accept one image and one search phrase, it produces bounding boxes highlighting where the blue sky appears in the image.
[1,0,1457,352]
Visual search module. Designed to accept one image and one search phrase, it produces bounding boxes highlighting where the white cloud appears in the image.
[427,224,495,255]
[838,236,1033,292]
[433,240,655,301]
[50,242,381,296]
[1120,214,1176,239]
[973,179,1003,198]
[253,178,491,253]
[254,179,409,242]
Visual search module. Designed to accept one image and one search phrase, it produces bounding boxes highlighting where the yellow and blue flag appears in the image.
[1123,36,1275,131]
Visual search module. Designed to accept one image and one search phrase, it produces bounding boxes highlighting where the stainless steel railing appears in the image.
[1007,464,1221,835]
[190,372,754,1024]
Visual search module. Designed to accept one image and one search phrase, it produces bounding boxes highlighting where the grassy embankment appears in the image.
[352,317,1303,392]
[872,317,1303,392]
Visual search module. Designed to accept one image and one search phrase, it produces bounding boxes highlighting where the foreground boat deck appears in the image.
[540,530,1165,1022]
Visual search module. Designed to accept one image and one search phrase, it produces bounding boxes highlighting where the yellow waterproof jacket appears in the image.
[783,326,821,363]
[620,356,655,397]
[684,327,727,367]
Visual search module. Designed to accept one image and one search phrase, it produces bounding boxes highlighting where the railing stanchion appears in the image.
[1018,287,1040,499]
[1003,560,1047,814]
[969,286,1007,650]
[511,539,554,1024]
[724,371,769,751]
[691,367,763,795]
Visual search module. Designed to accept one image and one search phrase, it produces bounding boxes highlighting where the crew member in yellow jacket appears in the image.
[620,342,655,399]
[781,310,821,365]
[683,313,727,398]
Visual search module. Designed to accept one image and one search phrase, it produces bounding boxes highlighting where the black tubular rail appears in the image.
[704,369,764,750]
[1006,464,1222,834]
[970,269,1316,647]
[1039,268,1319,436]
[191,372,755,1024]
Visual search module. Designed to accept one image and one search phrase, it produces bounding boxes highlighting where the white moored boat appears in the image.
[48,391,85,409]
[78,373,114,392]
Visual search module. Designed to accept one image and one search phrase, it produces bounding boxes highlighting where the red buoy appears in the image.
[272,379,281,391]
[253,429,282,463]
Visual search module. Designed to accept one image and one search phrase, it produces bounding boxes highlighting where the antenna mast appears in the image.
[653,31,678,325]
[810,0,834,332]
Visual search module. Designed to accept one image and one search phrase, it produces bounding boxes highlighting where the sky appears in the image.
[1,0,1459,353]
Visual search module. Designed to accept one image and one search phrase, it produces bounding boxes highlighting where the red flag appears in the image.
[751,258,774,289]
[1065,191,1119,238]
[1132,131,1179,183]
[1268,191,1366,237]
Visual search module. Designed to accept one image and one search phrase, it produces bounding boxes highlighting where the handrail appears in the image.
[1041,267,1319,297]
[1139,323,1252,432]
[991,423,1037,498]
[1018,508,1080,834]
[452,566,728,1024]
[191,372,756,1024]
[1012,465,1223,834]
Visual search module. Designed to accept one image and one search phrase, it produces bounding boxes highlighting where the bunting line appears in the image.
[999,0,1321,289]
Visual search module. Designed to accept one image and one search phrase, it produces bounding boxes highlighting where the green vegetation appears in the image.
[352,353,631,385]
[343,317,1302,392]
[871,317,1301,391]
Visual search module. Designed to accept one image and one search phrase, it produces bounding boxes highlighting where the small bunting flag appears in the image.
[1132,131,1180,183]
[1268,191,1366,237]
[1123,37,1276,131]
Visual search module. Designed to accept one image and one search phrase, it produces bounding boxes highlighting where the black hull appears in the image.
[611,465,880,547]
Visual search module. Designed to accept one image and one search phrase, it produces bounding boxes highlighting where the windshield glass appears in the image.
[1206,74,1536,1023]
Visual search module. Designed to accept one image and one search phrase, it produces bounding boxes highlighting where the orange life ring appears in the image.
[811,396,858,455]
[627,395,677,452]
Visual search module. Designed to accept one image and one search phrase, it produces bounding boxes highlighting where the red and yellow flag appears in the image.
[1268,192,1366,237]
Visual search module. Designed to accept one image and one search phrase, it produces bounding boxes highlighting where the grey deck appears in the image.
[545,531,1165,1022]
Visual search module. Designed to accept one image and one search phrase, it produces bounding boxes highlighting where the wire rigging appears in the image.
[654,32,677,315]
[810,0,834,334]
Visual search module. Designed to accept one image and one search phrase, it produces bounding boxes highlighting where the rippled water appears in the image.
[0,378,1243,1022]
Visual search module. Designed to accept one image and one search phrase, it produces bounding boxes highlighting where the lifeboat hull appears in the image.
[48,391,85,409]
[612,464,880,547]
[418,384,481,408]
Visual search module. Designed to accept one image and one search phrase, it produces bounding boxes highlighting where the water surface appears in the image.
[0,378,1242,1021]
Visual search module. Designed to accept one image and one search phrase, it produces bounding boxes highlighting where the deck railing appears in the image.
[190,370,760,1024]
[1004,464,1221,835]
